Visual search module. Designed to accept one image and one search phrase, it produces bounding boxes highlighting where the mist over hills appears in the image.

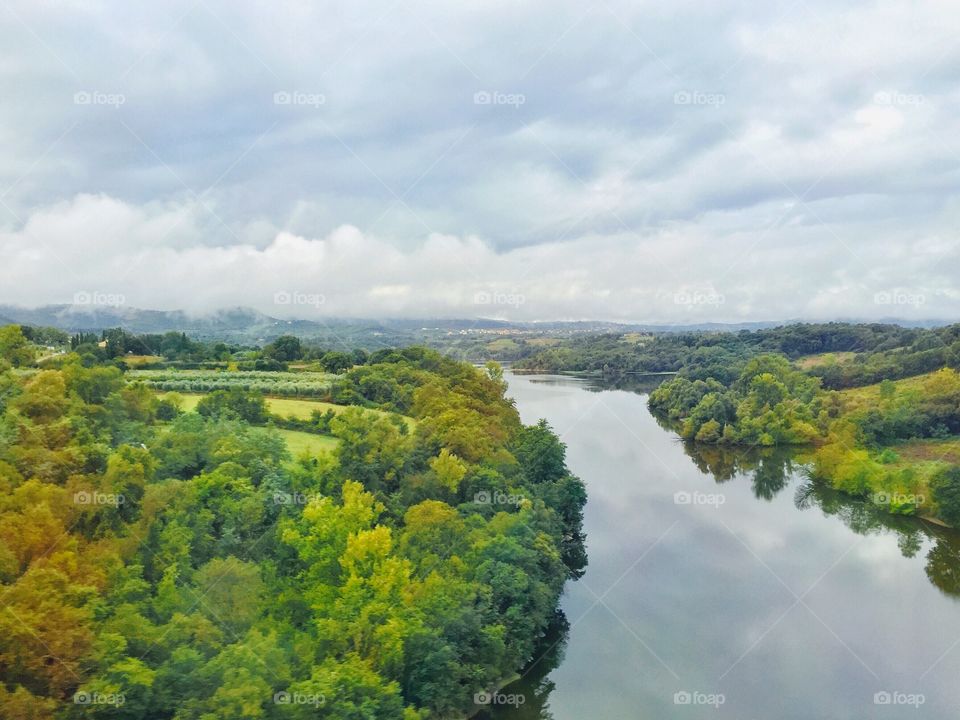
[0,304,951,349]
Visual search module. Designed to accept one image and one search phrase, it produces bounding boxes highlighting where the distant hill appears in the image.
[0,304,951,348]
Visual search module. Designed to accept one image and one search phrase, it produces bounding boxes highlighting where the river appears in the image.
[482,372,960,719]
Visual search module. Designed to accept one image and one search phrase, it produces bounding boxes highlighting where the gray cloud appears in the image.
[0,0,958,322]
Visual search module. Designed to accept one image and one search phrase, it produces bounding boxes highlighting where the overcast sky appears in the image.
[1,0,958,322]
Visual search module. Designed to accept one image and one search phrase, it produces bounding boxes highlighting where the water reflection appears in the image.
[678,442,808,500]
[678,440,960,600]
[496,374,960,719]
[480,612,569,720]
[795,478,960,600]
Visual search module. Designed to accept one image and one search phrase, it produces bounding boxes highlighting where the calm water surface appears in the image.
[484,373,960,720]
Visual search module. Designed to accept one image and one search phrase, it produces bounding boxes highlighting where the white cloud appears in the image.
[0,193,957,322]
[0,0,958,321]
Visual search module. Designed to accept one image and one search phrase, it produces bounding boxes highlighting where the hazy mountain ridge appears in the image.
[0,304,951,345]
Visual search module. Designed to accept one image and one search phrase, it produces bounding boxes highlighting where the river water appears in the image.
[483,373,960,720]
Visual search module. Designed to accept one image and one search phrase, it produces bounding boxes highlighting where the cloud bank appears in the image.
[0,0,958,321]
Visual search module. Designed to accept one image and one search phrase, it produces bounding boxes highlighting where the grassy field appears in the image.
[526,337,561,347]
[159,392,415,426]
[123,354,165,367]
[837,369,958,412]
[839,370,960,515]
[485,338,520,353]
[796,351,857,369]
[161,392,202,411]
[264,396,404,422]
[890,438,960,465]
[154,384,415,461]
[156,414,339,458]
[273,428,339,456]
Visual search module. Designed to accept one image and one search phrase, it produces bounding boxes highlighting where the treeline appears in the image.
[648,344,960,523]
[0,346,586,717]
[805,331,960,388]
[64,328,370,372]
[649,355,830,445]
[811,370,960,519]
[516,322,960,387]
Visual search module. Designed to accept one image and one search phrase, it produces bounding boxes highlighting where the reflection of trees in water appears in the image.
[926,542,960,596]
[795,479,960,599]
[678,441,807,501]
[481,611,570,720]
[678,437,960,601]
[582,374,670,395]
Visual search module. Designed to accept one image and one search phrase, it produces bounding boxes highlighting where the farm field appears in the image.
[272,428,339,456]
[132,368,336,396]
[154,396,341,457]
[891,437,960,465]
[122,354,165,367]
[795,351,857,369]
[159,392,415,427]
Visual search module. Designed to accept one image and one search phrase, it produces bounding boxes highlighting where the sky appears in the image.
[0,0,958,323]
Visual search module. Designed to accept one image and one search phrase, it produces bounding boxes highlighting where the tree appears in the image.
[196,389,268,424]
[429,449,467,492]
[287,655,407,720]
[320,351,354,374]
[331,409,413,492]
[0,342,586,718]
[0,326,34,367]
[192,557,264,634]
[513,420,566,484]
[401,500,466,564]
[933,466,960,527]
[265,335,302,362]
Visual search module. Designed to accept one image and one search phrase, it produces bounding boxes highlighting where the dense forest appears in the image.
[0,326,586,718]
[629,324,960,526]
[59,327,370,373]
[516,322,960,388]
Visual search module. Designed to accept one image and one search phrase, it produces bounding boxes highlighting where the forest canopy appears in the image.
[0,337,586,719]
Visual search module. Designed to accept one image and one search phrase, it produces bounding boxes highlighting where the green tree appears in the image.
[265,335,302,362]
[331,409,413,493]
[321,351,355,373]
[287,654,407,720]
[0,326,34,367]
[933,466,960,527]
[513,420,566,484]
[197,389,268,424]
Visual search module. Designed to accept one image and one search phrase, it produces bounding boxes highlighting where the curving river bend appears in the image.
[483,373,960,720]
